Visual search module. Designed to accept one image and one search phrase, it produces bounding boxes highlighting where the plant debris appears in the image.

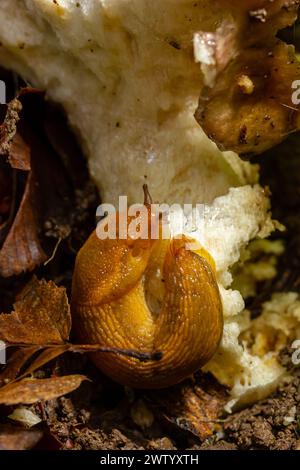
[145,373,227,441]
[0,277,70,345]
[0,80,99,279]
[195,0,300,155]
[0,376,88,406]
[0,276,162,409]
[0,91,46,277]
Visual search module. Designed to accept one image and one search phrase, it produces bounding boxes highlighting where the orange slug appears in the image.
[71,191,223,388]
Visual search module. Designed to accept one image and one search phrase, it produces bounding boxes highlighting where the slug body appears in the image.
[71,207,223,389]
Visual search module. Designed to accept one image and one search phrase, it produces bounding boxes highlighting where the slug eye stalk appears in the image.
[71,199,223,389]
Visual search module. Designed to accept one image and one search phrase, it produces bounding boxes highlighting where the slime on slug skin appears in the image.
[71,188,223,388]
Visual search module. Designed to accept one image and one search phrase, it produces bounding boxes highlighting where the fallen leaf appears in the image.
[7,132,31,171]
[0,375,88,405]
[0,276,162,397]
[1,344,162,388]
[0,161,12,227]
[0,423,43,450]
[19,346,69,380]
[0,88,80,277]
[0,93,46,276]
[0,277,71,344]
[146,373,227,440]
[0,347,40,387]
[0,171,47,277]
[0,70,99,278]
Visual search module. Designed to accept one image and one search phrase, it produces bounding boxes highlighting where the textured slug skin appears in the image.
[71,213,223,389]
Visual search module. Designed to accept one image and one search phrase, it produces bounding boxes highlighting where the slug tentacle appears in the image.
[71,210,223,388]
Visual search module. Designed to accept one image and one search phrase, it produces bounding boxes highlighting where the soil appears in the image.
[31,352,300,450]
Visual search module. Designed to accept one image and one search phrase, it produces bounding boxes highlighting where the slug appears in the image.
[71,192,223,388]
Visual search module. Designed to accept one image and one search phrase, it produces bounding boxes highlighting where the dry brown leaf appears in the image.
[1,344,161,388]
[0,162,11,219]
[0,92,46,276]
[0,423,43,450]
[8,132,31,172]
[0,277,71,345]
[0,347,40,387]
[196,0,300,155]
[0,375,88,405]
[0,87,79,277]
[146,373,227,441]
[0,171,47,277]
[19,346,69,380]
[0,276,161,397]
[0,77,98,278]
